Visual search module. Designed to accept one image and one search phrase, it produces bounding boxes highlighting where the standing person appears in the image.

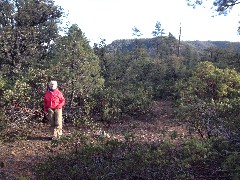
[44,80,65,140]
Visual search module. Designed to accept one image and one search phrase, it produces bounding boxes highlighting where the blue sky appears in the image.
[54,0,240,45]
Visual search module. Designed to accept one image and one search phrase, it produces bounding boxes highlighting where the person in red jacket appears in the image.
[44,80,65,140]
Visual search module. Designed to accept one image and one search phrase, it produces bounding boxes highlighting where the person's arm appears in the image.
[56,91,65,109]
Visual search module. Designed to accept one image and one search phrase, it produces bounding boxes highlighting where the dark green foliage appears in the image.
[0,0,63,116]
[93,41,155,121]
[36,137,239,179]
[152,21,165,37]
[109,39,240,70]
[91,83,153,121]
[93,39,110,79]
[108,35,179,59]
[175,61,240,139]
[0,0,63,78]
[184,41,238,50]
[47,24,104,124]
[93,35,190,120]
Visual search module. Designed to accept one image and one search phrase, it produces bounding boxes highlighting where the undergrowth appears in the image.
[36,135,239,180]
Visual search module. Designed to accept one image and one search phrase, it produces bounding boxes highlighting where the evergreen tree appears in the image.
[132,26,142,38]
[93,39,111,79]
[152,21,165,37]
[0,0,63,79]
[49,24,104,122]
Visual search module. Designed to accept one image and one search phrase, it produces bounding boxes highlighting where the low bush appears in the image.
[175,61,240,139]
[36,137,238,179]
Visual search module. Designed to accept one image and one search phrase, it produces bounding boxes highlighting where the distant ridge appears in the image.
[108,38,240,54]
[183,40,240,50]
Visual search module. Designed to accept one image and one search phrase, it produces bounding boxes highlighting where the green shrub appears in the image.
[175,61,240,139]
[222,152,240,179]
[3,79,31,107]
[92,83,153,121]
[36,138,238,179]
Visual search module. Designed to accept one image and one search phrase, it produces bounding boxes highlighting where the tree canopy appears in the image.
[0,0,63,79]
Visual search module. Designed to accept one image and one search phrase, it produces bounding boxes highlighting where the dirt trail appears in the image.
[0,100,187,179]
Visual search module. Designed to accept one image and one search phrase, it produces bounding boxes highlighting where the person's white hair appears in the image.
[49,80,58,90]
[49,80,58,86]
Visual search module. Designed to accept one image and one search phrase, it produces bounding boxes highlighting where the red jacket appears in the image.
[44,89,65,112]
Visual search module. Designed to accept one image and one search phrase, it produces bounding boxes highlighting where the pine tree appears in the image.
[0,0,63,79]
